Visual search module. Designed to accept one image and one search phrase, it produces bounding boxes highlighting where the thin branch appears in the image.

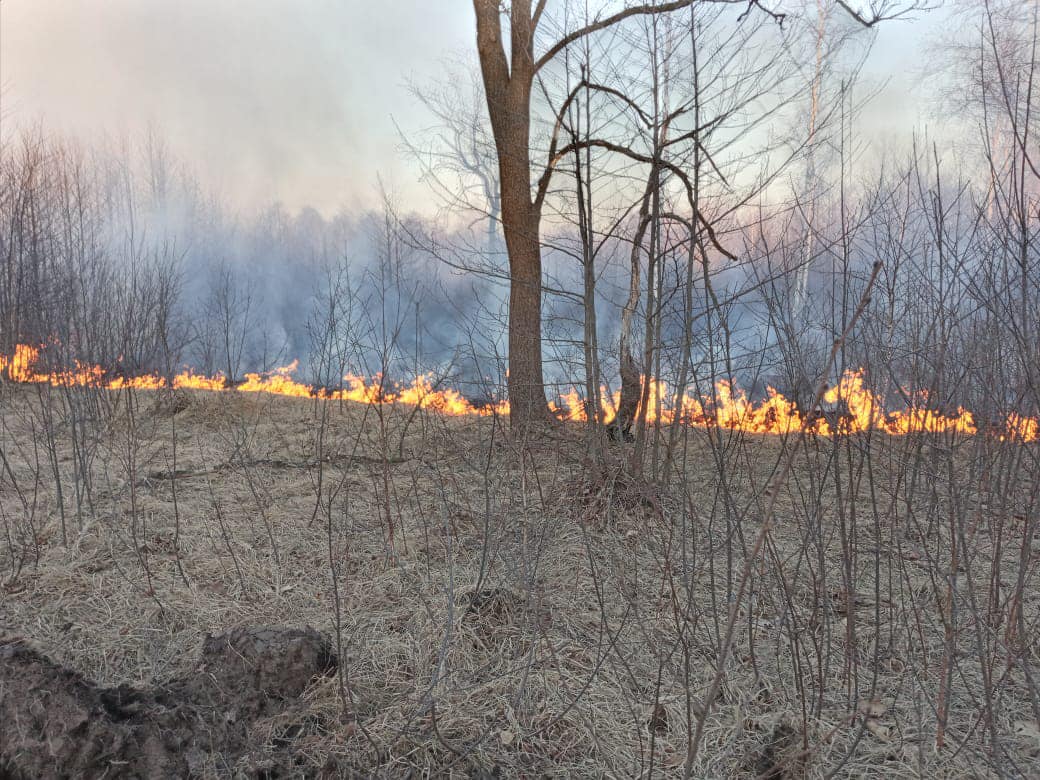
[534,0,698,73]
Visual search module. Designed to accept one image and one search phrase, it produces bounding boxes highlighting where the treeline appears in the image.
[0,128,506,391]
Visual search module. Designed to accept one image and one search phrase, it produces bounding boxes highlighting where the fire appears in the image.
[1,343,1037,441]
[0,343,36,383]
[0,343,509,417]
[0,344,106,387]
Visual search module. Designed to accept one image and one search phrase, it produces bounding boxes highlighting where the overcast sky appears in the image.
[1,1,945,216]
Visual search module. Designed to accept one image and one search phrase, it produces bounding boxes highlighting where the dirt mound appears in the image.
[0,626,336,779]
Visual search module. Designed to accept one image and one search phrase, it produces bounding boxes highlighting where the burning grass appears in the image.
[1,384,1038,777]
[3,342,1038,440]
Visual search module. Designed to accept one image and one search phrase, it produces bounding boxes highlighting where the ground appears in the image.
[1,385,1038,777]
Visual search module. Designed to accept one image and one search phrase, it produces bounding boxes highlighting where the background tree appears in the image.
[402,55,502,257]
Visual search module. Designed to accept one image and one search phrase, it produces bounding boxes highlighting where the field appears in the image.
[2,385,1039,778]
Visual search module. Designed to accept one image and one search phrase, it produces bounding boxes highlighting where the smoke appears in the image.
[0,0,983,406]
[0,0,472,215]
[146,180,512,387]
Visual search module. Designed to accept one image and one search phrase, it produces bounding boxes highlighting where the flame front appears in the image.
[0,344,510,417]
[1,343,1036,441]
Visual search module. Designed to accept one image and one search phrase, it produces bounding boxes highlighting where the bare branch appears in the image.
[834,0,933,28]
[534,0,698,73]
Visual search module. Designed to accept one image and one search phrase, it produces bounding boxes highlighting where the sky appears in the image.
[0,1,947,217]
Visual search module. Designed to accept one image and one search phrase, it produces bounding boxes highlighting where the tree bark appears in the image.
[473,0,551,428]
[614,175,655,441]
[615,217,648,441]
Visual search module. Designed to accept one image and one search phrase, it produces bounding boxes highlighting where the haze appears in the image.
[2,1,942,216]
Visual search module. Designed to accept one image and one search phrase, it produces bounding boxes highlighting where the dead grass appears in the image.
[1,384,1038,777]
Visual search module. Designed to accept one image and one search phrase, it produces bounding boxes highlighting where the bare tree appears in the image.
[199,261,259,383]
[403,55,502,256]
[472,0,932,429]
[472,1,702,428]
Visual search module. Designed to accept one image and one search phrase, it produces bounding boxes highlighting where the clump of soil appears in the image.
[152,386,193,416]
[558,458,664,526]
[0,626,336,779]
[748,721,803,780]
[464,587,522,626]
[462,587,526,651]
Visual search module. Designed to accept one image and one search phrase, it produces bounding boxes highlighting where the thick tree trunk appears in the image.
[503,205,550,426]
[473,0,551,429]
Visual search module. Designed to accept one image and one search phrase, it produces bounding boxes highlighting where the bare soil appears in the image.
[1,626,336,778]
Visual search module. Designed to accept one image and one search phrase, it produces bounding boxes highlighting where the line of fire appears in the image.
[3,342,1036,441]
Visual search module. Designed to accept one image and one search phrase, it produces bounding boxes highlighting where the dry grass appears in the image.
[1,384,1038,777]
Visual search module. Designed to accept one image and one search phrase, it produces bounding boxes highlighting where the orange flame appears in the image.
[0,344,36,383]
[0,344,509,417]
[1,343,1036,441]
